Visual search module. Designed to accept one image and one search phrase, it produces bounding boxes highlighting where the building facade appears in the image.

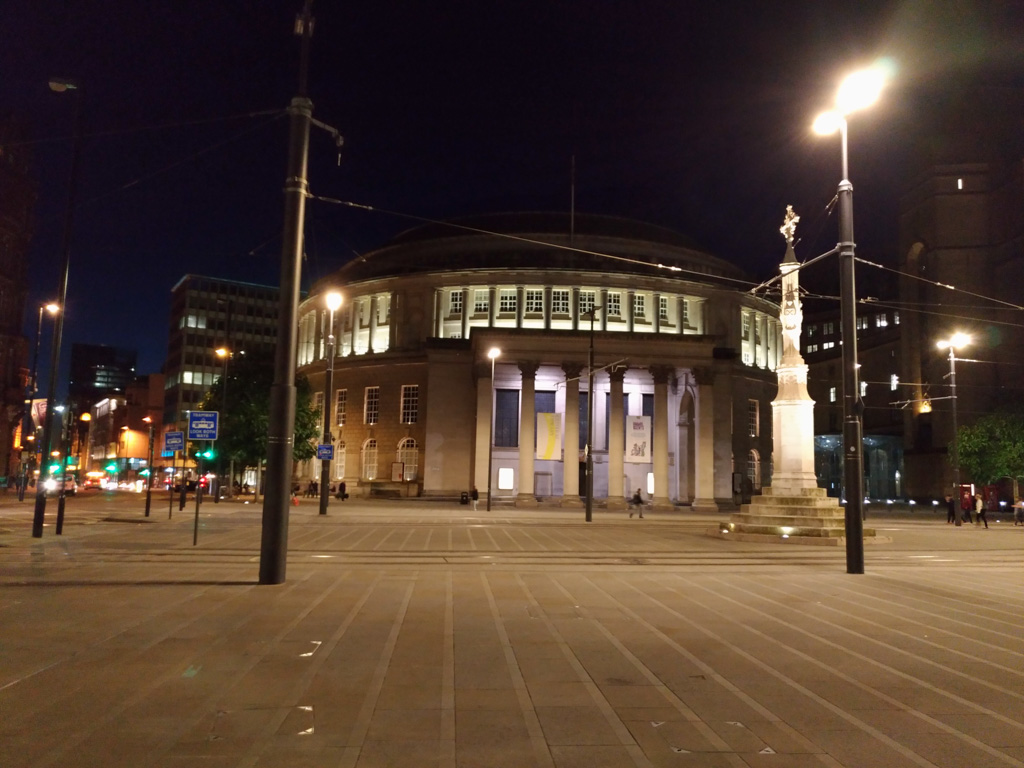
[296,213,781,509]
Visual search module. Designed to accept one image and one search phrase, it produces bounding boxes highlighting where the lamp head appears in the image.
[813,111,843,136]
[487,347,501,360]
[325,292,343,312]
[80,413,91,422]
[44,302,60,315]
[143,416,152,424]
[836,68,886,114]
[216,347,229,358]
[937,332,971,350]
[48,78,79,93]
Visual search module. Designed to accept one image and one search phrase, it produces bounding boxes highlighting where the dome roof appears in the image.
[335,212,747,284]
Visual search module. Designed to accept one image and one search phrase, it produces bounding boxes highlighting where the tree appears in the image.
[200,352,320,477]
[956,408,1024,493]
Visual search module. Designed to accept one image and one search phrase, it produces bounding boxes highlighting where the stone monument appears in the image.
[717,207,883,544]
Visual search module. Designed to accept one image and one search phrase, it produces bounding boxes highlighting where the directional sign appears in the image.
[164,431,185,452]
[187,411,219,441]
[317,444,334,461]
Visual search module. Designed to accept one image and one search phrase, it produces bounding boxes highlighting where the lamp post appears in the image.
[584,306,602,523]
[53,404,70,534]
[319,291,343,516]
[214,347,230,503]
[32,77,82,538]
[813,66,886,575]
[487,347,501,511]
[19,302,59,502]
[937,333,970,520]
[143,416,155,517]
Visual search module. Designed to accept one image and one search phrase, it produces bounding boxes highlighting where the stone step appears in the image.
[732,513,844,527]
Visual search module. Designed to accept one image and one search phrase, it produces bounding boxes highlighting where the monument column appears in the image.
[473,362,492,495]
[516,361,540,506]
[650,365,673,509]
[607,366,626,508]
[561,362,583,506]
[691,366,718,513]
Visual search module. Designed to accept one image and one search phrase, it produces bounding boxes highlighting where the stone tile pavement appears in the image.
[1,492,1023,767]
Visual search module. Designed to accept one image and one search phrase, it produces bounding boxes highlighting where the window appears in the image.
[748,399,759,437]
[400,384,419,424]
[824,321,834,335]
[333,440,346,480]
[634,293,646,318]
[807,324,817,337]
[494,389,519,448]
[313,392,324,429]
[473,290,489,314]
[857,316,869,330]
[607,292,621,316]
[682,299,690,326]
[890,374,899,392]
[579,290,596,316]
[360,439,378,480]
[875,313,888,328]
[806,344,819,353]
[525,289,544,313]
[449,290,463,315]
[829,386,837,403]
[747,449,761,490]
[398,437,418,481]
[742,314,751,339]
[364,386,379,425]
[552,289,570,314]
[823,341,835,350]
[335,389,347,427]
[499,289,517,314]
[860,380,868,397]
[893,311,900,325]
[659,296,669,320]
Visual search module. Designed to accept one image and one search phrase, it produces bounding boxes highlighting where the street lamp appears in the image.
[813,65,886,575]
[32,77,83,539]
[937,333,970,520]
[19,302,59,501]
[143,416,155,517]
[583,306,602,523]
[215,347,230,502]
[487,347,501,512]
[319,291,343,516]
[53,404,71,535]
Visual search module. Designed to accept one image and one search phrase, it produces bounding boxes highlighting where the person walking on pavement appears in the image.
[471,486,479,511]
[629,488,644,519]
[975,493,988,528]
[945,494,959,525]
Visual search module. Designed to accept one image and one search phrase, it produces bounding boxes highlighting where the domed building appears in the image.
[296,212,781,511]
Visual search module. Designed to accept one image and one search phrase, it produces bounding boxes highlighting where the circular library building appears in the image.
[296,212,780,511]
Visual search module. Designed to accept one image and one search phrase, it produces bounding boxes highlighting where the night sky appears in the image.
[4,1,1022,386]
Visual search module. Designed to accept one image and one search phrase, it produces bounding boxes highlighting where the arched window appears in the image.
[747,449,761,490]
[398,437,418,481]
[334,440,346,480]
[361,439,378,481]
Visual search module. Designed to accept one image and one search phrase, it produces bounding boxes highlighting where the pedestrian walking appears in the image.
[629,488,645,519]
[1014,499,1024,526]
[975,493,988,528]
[471,486,479,511]
[945,494,959,525]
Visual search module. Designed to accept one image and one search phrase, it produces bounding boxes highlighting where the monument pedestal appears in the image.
[712,486,888,545]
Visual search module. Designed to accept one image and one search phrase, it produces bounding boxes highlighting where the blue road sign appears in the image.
[164,431,185,452]
[317,444,334,461]
[187,412,219,441]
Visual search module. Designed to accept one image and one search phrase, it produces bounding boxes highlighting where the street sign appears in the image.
[317,444,334,461]
[164,431,185,452]
[187,412,219,441]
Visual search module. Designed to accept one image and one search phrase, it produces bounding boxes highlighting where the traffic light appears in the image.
[201,448,216,460]
[105,463,117,472]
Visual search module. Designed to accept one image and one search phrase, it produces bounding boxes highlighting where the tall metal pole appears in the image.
[837,118,865,573]
[949,347,961,520]
[487,353,496,512]
[19,306,49,501]
[55,406,70,535]
[260,0,314,584]
[144,421,155,517]
[318,304,337,516]
[214,350,229,504]
[585,308,598,522]
[32,83,82,539]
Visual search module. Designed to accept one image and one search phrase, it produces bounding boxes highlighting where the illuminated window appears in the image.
[473,290,489,314]
[313,392,323,429]
[659,296,669,320]
[823,341,835,350]
[875,313,888,328]
[364,386,379,425]
[398,437,418,481]
[682,299,690,326]
[634,293,646,318]
[449,291,463,315]
[335,389,347,427]
[607,292,621,316]
[747,449,761,490]
[579,290,596,315]
[748,400,759,437]
[806,344,819,353]
[742,314,751,339]
[857,316,869,330]
[824,321,834,335]
[860,380,868,397]
[499,290,517,314]
[400,385,419,424]
[829,386,837,403]
[893,311,900,325]
[890,374,899,391]
[525,289,544,313]
[333,441,346,480]
[360,438,378,480]
[552,289,570,314]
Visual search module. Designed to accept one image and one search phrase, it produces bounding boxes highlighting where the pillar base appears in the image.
[515,493,538,507]
[559,496,584,508]
[605,498,627,511]
[691,498,719,514]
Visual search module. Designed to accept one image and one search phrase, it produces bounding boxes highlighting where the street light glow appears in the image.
[325,291,343,312]
[813,111,843,136]
[44,303,60,315]
[216,347,229,358]
[487,347,501,360]
[937,332,971,350]
[836,68,885,114]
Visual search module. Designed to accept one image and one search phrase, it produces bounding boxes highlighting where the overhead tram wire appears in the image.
[310,195,764,291]
[855,257,1024,311]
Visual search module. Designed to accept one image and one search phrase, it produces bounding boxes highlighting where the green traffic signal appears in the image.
[201,448,216,460]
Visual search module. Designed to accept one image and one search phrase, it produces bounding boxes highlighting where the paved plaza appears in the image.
[1,491,1023,768]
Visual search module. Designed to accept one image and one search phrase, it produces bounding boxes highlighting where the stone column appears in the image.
[607,366,626,509]
[461,288,470,339]
[544,286,552,331]
[488,286,497,328]
[653,293,662,334]
[600,289,609,331]
[516,361,539,506]
[473,362,492,497]
[571,288,580,331]
[692,366,718,512]
[368,295,379,353]
[561,362,583,506]
[516,286,525,329]
[388,292,399,351]
[650,365,672,509]
[434,288,443,338]
[627,290,635,333]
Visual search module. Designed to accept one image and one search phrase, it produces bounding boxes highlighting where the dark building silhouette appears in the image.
[68,343,137,417]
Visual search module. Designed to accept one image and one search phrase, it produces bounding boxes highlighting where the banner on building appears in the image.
[625,415,650,463]
[31,399,47,429]
[536,412,561,460]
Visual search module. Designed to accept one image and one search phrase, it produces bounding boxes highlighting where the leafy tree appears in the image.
[956,408,1024,488]
[200,351,320,476]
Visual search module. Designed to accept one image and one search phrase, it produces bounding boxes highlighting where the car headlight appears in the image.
[45,479,57,491]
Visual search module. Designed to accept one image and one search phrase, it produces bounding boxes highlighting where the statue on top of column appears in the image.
[779,206,803,362]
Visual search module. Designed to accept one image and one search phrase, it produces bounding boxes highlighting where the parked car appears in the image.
[44,475,77,495]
